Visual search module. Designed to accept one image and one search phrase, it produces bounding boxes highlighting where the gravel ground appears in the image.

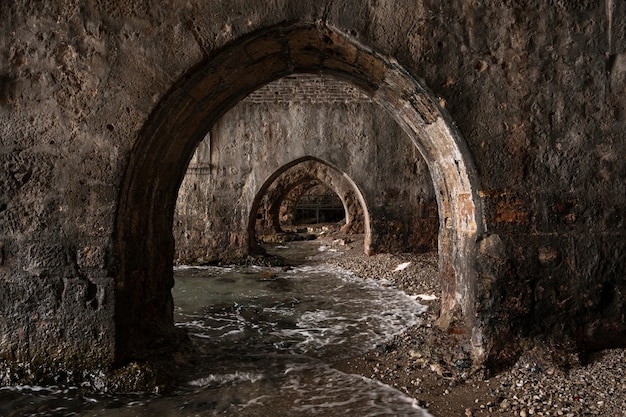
[309,233,626,417]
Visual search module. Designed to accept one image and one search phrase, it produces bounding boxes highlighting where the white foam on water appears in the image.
[280,363,434,417]
[174,265,233,273]
[0,385,68,394]
[3,258,436,417]
[187,371,265,388]
[275,263,428,356]
[174,261,428,359]
[239,394,273,408]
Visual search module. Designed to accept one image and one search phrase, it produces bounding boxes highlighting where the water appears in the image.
[0,242,433,417]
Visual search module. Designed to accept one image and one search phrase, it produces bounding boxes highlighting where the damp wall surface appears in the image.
[0,0,624,381]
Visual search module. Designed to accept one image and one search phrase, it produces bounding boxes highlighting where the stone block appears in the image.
[77,246,105,269]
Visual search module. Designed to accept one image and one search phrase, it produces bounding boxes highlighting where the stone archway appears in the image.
[115,22,483,363]
[247,156,370,252]
[280,183,358,232]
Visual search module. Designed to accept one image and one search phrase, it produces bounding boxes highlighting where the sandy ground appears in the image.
[289,231,626,417]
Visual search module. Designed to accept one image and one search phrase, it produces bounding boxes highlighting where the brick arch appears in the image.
[115,22,484,363]
[247,156,370,253]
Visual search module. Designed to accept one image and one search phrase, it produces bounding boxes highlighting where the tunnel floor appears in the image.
[1,236,624,416]
[319,235,626,416]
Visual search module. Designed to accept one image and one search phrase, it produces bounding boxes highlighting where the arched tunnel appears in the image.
[247,156,369,244]
[3,3,626,413]
[118,23,481,368]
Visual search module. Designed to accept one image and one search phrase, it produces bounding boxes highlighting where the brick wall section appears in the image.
[243,74,372,104]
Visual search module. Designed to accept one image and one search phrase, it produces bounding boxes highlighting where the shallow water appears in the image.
[1,242,433,417]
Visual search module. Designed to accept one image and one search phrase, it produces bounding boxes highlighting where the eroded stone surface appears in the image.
[0,0,624,385]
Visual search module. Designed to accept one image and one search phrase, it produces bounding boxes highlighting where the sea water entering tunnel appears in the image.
[157,68,460,415]
[118,24,482,374]
[3,6,626,408]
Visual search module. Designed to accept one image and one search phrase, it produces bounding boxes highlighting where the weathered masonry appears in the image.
[0,1,625,385]
[173,74,437,264]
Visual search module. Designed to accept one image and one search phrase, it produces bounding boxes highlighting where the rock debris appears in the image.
[321,235,626,416]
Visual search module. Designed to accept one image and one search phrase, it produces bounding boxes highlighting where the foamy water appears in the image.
[1,242,434,417]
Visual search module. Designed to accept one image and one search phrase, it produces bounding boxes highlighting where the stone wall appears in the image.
[0,0,624,383]
[173,74,436,264]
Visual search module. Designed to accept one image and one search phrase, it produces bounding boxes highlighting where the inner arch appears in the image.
[248,156,371,253]
[289,184,347,227]
[115,22,483,364]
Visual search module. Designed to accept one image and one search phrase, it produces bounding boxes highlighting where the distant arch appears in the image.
[115,22,484,363]
[282,182,351,230]
[248,156,371,252]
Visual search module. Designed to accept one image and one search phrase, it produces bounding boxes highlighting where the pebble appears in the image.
[484,347,626,417]
[323,236,626,417]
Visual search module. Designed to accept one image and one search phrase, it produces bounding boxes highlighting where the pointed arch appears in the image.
[247,156,371,252]
[115,22,484,363]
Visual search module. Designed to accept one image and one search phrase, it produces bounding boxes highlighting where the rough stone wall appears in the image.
[174,75,436,263]
[0,0,624,381]
[439,2,626,363]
